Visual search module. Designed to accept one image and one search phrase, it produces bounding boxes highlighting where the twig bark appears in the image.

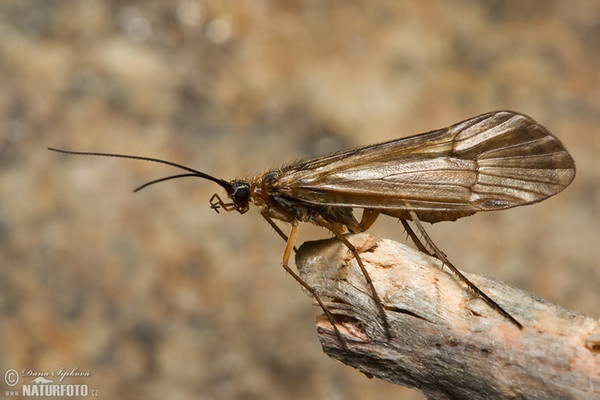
[295,233,600,400]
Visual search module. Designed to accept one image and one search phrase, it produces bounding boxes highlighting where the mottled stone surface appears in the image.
[1,1,598,399]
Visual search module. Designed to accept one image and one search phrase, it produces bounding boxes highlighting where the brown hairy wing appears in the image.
[272,111,575,222]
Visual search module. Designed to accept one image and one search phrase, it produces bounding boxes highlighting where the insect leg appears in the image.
[264,216,350,350]
[358,209,381,232]
[314,215,392,339]
[408,211,523,329]
[209,193,236,213]
[262,214,299,252]
[400,219,433,255]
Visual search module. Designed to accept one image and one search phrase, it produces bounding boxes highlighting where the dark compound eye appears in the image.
[233,185,250,203]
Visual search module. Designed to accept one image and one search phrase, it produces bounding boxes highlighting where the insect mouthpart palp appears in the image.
[210,193,224,213]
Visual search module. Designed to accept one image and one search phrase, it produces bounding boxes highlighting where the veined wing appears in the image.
[272,111,575,222]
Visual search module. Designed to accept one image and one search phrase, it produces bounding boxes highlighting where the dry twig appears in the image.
[296,233,600,400]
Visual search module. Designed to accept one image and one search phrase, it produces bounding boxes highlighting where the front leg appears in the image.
[261,215,350,350]
[261,210,290,243]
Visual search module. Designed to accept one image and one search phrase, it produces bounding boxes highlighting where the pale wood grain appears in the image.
[296,233,600,400]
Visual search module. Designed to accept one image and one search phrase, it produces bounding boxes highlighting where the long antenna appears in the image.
[132,173,203,192]
[47,147,232,191]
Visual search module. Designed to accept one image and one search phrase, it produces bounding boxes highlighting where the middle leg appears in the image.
[315,214,392,339]
[266,216,351,350]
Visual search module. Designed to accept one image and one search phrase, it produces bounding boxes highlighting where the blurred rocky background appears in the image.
[1,1,598,399]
